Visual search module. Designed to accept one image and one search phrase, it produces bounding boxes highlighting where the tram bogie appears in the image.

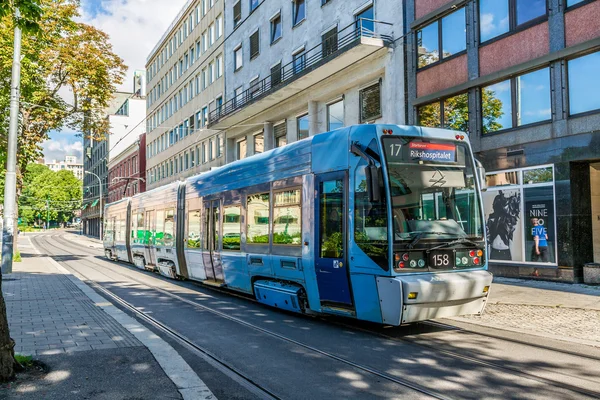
[103,124,493,325]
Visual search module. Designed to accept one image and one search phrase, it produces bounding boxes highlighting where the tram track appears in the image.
[36,232,600,399]
[34,233,452,400]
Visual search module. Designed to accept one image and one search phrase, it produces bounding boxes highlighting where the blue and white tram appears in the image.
[103,124,493,325]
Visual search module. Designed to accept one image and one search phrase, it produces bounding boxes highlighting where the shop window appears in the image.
[187,210,201,248]
[482,68,551,134]
[297,113,309,139]
[568,51,600,115]
[417,8,466,69]
[418,93,469,132]
[222,206,241,250]
[523,167,553,185]
[327,99,344,131]
[254,132,264,153]
[247,193,270,244]
[237,138,247,160]
[273,189,302,245]
[275,122,287,147]
[479,0,547,43]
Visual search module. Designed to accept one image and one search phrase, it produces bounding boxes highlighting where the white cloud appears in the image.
[80,0,188,92]
[42,139,83,163]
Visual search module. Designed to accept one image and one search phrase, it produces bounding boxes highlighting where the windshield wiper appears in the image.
[407,231,455,249]
[429,238,480,252]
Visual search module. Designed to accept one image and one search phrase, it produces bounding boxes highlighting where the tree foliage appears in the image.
[18,163,82,226]
[0,0,126,180]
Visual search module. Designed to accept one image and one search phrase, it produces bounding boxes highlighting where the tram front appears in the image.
[372,126,493,325]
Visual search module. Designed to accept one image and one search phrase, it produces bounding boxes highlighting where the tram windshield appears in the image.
[382,137,484,245]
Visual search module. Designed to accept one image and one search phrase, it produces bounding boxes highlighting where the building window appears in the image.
[216,15,223,38]
[566,0,586,6]
[417,8,465,69]
[418,93,469,132]
[297,113,309,139]
[270,62,282,87]
[209,23,215,46]
[217,133,224,157]
[293,0,305,26]
[233,1,242,27]
[355,5,374,34]
[271,14,282,43]
[360,82,382,123]
[275,122,287,147]
[202,106,209,127]
[247,193,270,244]
[568,51,600,115]
[237,138,247,160]
[322,26,338,58]
[250,30,260,59]
[234,45,243,70]
[234,86,244,107]
[293,49,306,74]
[327,99,344,131]
[222,206,241,250]
[209,138,214,160]
[249,77,260,99]
[250,0,259,13]
[479,0,547,43]
[482,67,551,134]
[254,132,264,153]
[202,142,207,163]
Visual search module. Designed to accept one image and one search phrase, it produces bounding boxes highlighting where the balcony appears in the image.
[208,19,393,128]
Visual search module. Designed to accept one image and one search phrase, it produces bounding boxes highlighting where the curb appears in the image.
[29,236,216,400]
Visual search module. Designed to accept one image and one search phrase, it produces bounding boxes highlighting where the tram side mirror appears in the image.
[366,164,382,203]
[475,160,487,192]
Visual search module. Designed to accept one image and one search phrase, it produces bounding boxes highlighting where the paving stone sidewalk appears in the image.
[452,276,600,347]
[3,236,141,356]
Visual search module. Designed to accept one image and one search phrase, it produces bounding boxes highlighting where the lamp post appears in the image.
[85,171,102,239]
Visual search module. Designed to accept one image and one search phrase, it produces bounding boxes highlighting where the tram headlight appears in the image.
[409,260,417,268]
[417,259,425,268]
[462,257,469,265]
[456,257,462,266]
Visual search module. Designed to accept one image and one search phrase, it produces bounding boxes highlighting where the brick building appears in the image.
[107,133,147,203]
[406,0,600,281]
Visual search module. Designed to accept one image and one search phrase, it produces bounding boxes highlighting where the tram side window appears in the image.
[223,205,241,250]
[354,161,389,270]
[132,211,137,240]
[247,193,270,244]
[136,213,144,244]
[187,210,202,249]
[164,209,175,247]
[155,210,165,246]
[120,214,126,241]
[273,189,301,246]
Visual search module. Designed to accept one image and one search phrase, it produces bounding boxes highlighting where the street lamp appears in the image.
[84,171,102,239]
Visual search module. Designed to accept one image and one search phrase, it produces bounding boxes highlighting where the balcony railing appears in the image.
[208,18,393,126]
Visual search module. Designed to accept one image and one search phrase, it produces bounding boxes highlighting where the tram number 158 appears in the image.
[430,252,452,268]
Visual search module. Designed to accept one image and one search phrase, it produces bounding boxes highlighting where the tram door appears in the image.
[202,200,224,282]
[144,210,156,267]
[314,172,352,306]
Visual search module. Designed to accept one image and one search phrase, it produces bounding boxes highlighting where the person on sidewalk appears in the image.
[531,217,549,262]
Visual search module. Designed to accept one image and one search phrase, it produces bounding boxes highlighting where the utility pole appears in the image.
[46,198,49,230]
[1,9,23,275]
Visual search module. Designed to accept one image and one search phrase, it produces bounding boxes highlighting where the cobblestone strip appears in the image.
[456,303,600,346]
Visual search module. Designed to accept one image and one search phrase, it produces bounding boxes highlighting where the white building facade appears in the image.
[145,0,226,190]
[210,0,404,159]
[46,156,84,180]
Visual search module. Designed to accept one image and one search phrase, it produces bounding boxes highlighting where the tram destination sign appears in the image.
[384,138,457,164]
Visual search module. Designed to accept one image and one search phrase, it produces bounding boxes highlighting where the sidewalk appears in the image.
[0,235,204,399]
[451,276,600,347]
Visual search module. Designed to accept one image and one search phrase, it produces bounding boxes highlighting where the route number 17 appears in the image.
[389,144,402,157]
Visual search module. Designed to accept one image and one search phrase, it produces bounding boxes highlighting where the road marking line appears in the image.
[31,234,216,400]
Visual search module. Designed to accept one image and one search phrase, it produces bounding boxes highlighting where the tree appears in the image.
[0,0,125,381]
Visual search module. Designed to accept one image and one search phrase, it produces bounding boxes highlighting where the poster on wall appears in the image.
[483,190,523,262]
[524,186,556,263]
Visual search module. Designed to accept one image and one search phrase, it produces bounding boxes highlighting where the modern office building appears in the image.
[209,0,403,160]
[45,156,84,180]
[145,0,226,190]
[406,0,600,281]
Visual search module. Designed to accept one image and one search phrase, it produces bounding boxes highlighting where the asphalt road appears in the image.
[31,231,600,400]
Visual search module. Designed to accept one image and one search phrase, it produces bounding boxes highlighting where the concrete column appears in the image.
[308,101,319,136]
[287,118,297,143]
[263,122,274,151]
[551,60,568,137]
[226,137,236,163]
[246,132,255,156]
[548,0,566,53]
[466,0,480,80]
[468,87,481,152]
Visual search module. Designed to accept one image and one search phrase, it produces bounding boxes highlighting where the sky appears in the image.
[42,0,188,163]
